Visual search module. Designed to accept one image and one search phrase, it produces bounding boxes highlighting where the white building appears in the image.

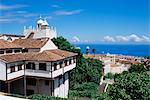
[0,17,77,98]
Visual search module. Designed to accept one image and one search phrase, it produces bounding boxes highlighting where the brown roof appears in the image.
[0,34,24,37]
[48,49,77,58]
[0,39,22,49]
[12,38,49,48]
[0,49,77,63]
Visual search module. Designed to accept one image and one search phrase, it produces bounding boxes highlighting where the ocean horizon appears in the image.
[74,44,150,57]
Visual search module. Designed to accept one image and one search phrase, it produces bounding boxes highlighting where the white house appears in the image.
[0,17,77,98]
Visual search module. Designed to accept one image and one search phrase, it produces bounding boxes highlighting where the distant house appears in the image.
[0,17,77,98]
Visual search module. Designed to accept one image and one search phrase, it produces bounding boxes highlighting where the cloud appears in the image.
[103,36,116,42]
[51,5,61,8]
[0,18,27,23]
[103,34,150,43]
[116,36,129,42]
[128,34,142,42]
[0,4,28,10]
[54,9,83,15]
[71,36,80,42]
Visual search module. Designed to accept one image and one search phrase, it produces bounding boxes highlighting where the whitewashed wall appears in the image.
[0,61,6,81]
[40,39,58,52]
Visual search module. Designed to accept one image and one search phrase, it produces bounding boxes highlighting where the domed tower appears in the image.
[41,19,49,29]
[86,46,90,55]
[37,16,44,29]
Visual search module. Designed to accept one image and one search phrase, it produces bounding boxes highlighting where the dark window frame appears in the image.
[65,60,68,66]
[54,63,57,71]
[39,63,47,71]
[0,50,4,54]
[10,66,15,73]
[59,62,63,68]
[14,49,21,53]
[26,62,35,70]
[18,64,22,71]
[6,49,12,53]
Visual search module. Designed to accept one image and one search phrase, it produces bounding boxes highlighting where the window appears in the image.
[26,62,35,70]
[73,57,76,63]
[39,63,47,71]
[45,80,49,86]
[22,48,28,53]
[10,66,15,73]
[18,64,22,71]
[59,62,63,68]
[54,63,57,71]
[7,36,12,41]
[69,59,72,65]
[0,51,4,54]
[27,78,36,86]
[14,49,21,53]
[6,49,12,53]
[65,60,68,66]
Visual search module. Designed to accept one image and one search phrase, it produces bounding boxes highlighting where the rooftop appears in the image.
[0,39,22,49]
[0,49,77,63]
[12,38,49,49]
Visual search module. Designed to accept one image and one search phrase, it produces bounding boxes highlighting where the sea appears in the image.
[74,44,150,57]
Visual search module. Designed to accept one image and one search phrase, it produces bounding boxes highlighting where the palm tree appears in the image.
[92,48,96,57]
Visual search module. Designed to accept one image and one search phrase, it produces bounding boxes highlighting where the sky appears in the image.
[0,0,149,44]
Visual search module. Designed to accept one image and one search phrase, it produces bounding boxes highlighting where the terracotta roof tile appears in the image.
[0,34,24,37]
[0,39,22,49]
[12,38,49,48]
[0,49,77,63]
[48,49,77,58]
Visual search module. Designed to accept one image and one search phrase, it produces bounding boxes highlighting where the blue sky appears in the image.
[0,0,149,44]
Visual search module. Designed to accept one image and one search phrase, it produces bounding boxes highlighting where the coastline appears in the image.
[74,44,150,57]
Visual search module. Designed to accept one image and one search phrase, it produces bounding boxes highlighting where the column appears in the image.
[24,75,26,96]
[7,82,10,93]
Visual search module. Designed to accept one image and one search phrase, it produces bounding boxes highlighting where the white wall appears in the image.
[54,77,59,97]
[64,73,69,98]
[0,61,6,81]
[40,39,57,52]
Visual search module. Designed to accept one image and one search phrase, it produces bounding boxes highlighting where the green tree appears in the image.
[92,48,96,57]
[52,36,103,98]
[107,72,150,100]
[129,64,147,73]
[105,72,114,79]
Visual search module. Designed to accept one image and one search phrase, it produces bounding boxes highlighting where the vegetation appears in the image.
[6,37,150,100]
[129,64,147,73]
[51,37,150,100]
[105,72,114,79]
[92,48,96,56]
[52,36,103,98]
[28,94,67,100]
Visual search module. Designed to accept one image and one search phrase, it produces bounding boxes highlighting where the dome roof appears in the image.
[37,16,44,24]
[37,19,43,24]
[42,19,49,26]
[86,46,90,49]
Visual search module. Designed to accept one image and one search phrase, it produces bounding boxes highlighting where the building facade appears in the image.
[0,17,77,98]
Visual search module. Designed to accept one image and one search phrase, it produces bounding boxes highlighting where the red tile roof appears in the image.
[0,39,22,49]
[0,49,77,63]
[12,38,49,48]
[48,49,77,58]
[0,34,24,37]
